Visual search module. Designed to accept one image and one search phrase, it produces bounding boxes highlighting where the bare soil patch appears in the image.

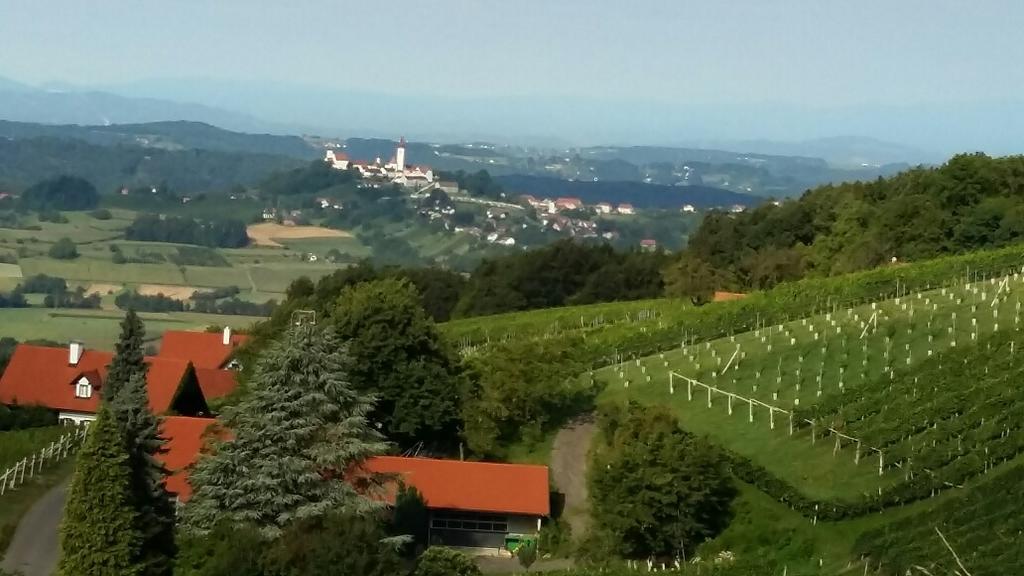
[246,222,352,248]
[138,284,202,300]
[85,283,122,296]
[550,415,596,541]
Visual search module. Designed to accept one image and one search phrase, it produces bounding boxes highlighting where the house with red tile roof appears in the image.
[159,416,217,501]
[362,456,549,553]
[0,330,244,424]
[158,327,248,369]
[161,438,551,554]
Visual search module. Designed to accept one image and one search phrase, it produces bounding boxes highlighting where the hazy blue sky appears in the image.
[2,0,1023,152]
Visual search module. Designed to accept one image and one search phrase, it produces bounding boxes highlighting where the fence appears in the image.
[0,425,88,496]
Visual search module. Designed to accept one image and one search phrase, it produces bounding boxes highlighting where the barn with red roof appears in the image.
[362,456,550,552]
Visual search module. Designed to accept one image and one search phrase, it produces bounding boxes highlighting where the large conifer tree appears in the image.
[182,324,390,538]
[105,309,147,400]
[110,371,176,576]
[106,310,176,576]
[59,405,144,576]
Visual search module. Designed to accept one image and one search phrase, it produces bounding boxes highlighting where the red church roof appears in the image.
[159,416,217,501]
[362,456,550,517]
[0,345,195,414]
[158,330,248,369]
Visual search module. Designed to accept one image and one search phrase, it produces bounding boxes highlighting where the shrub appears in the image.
[89,208,112,220]
[47,237,78,260]
[413,547,482,576]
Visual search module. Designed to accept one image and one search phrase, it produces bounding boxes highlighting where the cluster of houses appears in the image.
[519,195,637,216]
[325,138,441,190]
[0,328,550,556]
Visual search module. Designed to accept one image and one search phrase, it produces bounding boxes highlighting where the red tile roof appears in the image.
[195,368,239,401]
[159,416,217,501]
[158,330,248,369]
[362,456,550,517]
[0,345,190,414]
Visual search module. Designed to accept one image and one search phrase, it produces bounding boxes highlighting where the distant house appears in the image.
[730,204,746,213]
[681,204,696,213]
[616,203,635,215]
[594,202,613,214]
[324,149,350,170]
[640,238,658,251]
[436,181,460,195]
[554,197,583,211]
[0,328,246,425]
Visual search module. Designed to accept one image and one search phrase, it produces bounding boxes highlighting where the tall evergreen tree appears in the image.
[59,405,144,576]
[182,324,390,538]
[106,310,176,576]
[105,309,147,400]
[109,371,177,576]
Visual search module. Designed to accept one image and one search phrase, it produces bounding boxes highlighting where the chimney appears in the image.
[69,341,84,366]
[222,326,232,346]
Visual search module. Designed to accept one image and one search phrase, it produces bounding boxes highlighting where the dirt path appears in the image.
[2,479,69,576]
[550,415,597,540]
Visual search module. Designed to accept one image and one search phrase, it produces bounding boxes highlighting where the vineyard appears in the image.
[852,463,1024,574]
[592,270,1024,510]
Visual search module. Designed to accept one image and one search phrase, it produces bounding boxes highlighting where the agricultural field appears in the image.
[0,210,360,303]
[0,308,263,350]
[591,272,1024,507]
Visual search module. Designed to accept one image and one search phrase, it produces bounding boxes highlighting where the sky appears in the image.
[2,0,1023,154]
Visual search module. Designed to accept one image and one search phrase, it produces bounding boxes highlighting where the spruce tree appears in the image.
[105,309,147,400]
[59,405,144,576]
[109,371,176,576]
[182,324,390,538]
[106,310,176,576]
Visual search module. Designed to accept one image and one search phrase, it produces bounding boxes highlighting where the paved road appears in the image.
[550,415,596,540]
[1,479,68,576]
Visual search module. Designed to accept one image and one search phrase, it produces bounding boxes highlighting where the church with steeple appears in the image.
[324,137,434,188]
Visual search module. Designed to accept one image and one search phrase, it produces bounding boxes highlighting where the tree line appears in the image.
[125,214,249,248]
[675,153,1024,299]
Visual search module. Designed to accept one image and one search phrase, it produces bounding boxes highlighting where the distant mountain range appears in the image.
[0,76,292,136]
[0,74,977,166]
[0,120,318,159]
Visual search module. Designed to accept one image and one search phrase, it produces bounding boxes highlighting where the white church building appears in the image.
[325,138,434,188]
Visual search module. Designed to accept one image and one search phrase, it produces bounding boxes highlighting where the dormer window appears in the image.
[75,376,93,399]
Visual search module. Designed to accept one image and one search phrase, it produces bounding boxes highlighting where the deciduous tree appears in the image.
[332,278,462,446]
[589,404,736,560]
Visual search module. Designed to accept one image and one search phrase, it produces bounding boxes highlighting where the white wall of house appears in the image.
[58,411,96,425]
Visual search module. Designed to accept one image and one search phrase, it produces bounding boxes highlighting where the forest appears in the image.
[683,153,1024,292]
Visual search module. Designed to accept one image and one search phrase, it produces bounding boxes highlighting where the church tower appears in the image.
[395,137,406,171]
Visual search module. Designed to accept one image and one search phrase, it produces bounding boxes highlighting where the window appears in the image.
[431,512,508,533]
[75,377,92,399]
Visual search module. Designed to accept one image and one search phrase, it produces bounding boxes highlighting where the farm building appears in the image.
[161,442,550,555]
[363,456,550,554]
[0,329,245,424]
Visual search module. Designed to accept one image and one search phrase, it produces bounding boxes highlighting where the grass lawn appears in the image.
[0,427,68,470]
[0,308,264,349]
